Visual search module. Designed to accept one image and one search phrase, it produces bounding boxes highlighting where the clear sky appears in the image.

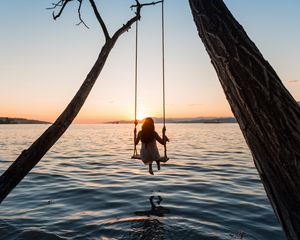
[1,1,299,123]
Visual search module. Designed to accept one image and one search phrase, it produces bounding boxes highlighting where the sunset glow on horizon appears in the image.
[1,1,299,123]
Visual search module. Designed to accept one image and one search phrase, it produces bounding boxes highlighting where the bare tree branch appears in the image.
[88,0,110,41]
[131,0,163,9]
[46,0,64,10]
[48,0,163,42]
[49,0,74,20]
[112,0,163,40]
[49,0,89,28]
[76,0,89,28]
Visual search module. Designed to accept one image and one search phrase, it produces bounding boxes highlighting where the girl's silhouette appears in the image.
[134,117,169,175]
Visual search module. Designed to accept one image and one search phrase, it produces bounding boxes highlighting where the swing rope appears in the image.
[133,0,168,161]
[133,19,139,157]
[161,0,167,159]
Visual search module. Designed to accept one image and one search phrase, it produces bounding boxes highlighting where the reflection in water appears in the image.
[135,196,170,217]
[131,196,170,240]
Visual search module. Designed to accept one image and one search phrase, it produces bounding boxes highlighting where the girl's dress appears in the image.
[140,139,160,164]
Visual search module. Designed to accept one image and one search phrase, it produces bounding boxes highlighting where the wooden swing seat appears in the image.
[131,154,169,163]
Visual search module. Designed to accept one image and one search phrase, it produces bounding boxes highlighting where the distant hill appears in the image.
[106,117,237,124]
[0,117,50,124]
[166,117,237,124]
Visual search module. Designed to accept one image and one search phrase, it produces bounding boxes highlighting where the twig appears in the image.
[76,0,89,29]
[50,0,74,20]
[46,0,64,10]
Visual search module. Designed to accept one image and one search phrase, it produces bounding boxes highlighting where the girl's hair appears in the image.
[141,117,155,146]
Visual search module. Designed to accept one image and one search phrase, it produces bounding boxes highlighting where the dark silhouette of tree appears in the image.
[0,0,162,204]
[189,1,300,239]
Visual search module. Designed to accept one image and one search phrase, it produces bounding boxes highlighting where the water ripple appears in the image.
[0,124,285,239]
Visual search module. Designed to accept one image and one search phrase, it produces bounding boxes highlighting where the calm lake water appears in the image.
[0,124,285,240]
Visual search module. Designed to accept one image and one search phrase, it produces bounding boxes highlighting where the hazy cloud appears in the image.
[187,103,202,107]
[287,80,300,84]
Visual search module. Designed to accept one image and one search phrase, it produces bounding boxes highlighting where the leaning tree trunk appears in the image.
[0,7,142,203]
[189,0,300,239]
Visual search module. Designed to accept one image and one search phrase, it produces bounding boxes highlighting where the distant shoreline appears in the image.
[0,117,237,125]
[0,117,50,124]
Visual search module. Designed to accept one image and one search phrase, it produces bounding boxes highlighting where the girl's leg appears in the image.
[156,160,161,170]
[149,163,154,175]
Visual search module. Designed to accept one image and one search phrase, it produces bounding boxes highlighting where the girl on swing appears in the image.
[134,117,169,175]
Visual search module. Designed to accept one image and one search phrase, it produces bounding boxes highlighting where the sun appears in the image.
[137,111,149,121]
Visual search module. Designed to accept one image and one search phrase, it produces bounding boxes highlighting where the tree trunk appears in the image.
[189,0,300,239]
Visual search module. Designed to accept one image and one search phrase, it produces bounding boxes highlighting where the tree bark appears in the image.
[189,1,300,239]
